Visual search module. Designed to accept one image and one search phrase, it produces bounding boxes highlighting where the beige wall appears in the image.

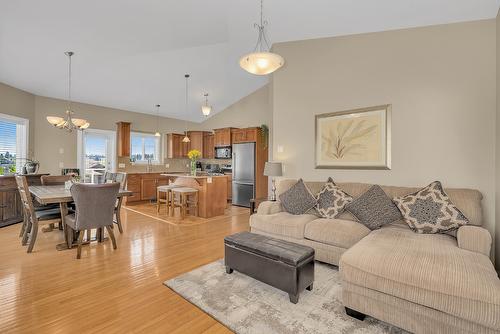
[496,11,500,271]
[0,83,35,157]
[199,85,271,130]
[272,20,497,262]
[34,96,197,175]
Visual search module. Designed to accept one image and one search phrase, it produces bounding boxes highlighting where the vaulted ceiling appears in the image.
[0,0,498,122]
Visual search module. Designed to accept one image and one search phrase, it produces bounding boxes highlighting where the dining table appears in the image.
[29,184,132,251]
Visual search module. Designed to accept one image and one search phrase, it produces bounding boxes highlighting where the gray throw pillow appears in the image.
[279,179,317,215]
[346,185,402,230]
[393,181,469,234]
[315,177,353,219]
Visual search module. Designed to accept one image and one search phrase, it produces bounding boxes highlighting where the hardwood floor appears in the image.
[0,202,250,333]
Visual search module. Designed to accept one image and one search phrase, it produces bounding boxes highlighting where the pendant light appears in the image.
[154,104,161,137]
[46,52,90,131]
[239,0,284,75]
[201,93,211,116]
[182,74,191,143]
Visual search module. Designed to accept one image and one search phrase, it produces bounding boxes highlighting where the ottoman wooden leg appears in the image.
[289,293,299,304]
[225,266,233,274]
[345,307,366,321]
[306,283,313,291]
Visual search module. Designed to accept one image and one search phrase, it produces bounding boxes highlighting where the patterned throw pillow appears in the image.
[346,185,403,230]
[316,177,353,219]
[393,181,469,234]
[279,179,317,215]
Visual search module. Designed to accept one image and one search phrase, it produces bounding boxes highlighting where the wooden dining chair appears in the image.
[65,183,120,259]
[15,175,62,253]
[112,172,127,233]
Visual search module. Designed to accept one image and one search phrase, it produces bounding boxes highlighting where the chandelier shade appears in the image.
[201,93,212,116]
[239,52,284,75]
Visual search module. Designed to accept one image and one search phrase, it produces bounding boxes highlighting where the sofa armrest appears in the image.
[256,201,283,215]
[457,226,492,257]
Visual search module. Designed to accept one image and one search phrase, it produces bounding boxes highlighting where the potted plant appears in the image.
[0,166,4,175]
[187,149,202,176]
[24,158,39,174]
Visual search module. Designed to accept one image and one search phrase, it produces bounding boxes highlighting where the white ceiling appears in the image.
[0,0,499,122]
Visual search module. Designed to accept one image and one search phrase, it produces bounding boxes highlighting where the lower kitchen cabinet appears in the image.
[124,173,170,203]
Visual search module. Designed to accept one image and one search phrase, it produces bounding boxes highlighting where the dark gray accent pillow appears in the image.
[315,177,353,219]
[279,179,317,215]
[346,185,402,230]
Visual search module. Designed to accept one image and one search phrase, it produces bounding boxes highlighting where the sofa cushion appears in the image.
[315,177,353,219]
[340,226,500,330]
[393,181,469,234]
[249,212,318,239]
[346,185,402,230]
[304,218,370,249]
[279,179,317,215]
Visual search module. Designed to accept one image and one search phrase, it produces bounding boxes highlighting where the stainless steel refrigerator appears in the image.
[232,142,255,207]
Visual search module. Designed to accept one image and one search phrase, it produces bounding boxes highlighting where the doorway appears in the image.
[77,129,116,183]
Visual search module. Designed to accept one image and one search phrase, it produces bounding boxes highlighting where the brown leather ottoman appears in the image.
[224,231,315,304]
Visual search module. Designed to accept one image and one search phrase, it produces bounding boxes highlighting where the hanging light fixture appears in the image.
[201,93,212,116]
[46,52,90,131]
[154,104,161,137]
[182,74,191,143]
[239,0,284,75]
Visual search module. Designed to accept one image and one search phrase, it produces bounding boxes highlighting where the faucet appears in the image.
[147,158,153,172]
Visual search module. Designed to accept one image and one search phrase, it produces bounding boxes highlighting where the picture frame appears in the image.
[315,104,391,169]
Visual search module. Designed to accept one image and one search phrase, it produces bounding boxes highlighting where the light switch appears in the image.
[59,162,64,168]
[59,148,64,154]
[118,163,125,168]
[165,164,170,168]
[277,145,284,153]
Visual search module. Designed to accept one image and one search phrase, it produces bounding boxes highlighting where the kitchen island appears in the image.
[161,173,228,218]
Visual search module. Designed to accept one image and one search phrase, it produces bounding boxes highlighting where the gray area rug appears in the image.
[165,260,406,334]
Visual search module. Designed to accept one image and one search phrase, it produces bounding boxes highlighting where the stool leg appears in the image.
[194,192,199,217]
[156,189,160,213]
[181,193,186,219]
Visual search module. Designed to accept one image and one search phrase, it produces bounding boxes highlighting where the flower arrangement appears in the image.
[187,149,202,176]
[187,149,202,161]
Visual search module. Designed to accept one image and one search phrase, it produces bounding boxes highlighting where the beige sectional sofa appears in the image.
[249,179,500,334]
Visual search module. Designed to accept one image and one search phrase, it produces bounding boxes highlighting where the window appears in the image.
[0,113,28,175]
[130,132,161,163]
[77,129,116,183]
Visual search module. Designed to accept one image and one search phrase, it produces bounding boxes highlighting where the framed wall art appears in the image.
[315,104,391,169]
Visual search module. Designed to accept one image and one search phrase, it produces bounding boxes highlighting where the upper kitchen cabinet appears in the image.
[231,127,259,144]
[187,131,204,153]
[203,132,215,159]
[117,122,131,157]
[166,133,183,159]
[214,127,236,147]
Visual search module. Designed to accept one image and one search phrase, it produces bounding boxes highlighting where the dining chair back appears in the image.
[41,175,72,185]
[104,172,115,183]
[114,172,127,190]
[70,183,120,230]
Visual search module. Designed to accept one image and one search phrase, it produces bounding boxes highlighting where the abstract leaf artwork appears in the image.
[315,105,391,169]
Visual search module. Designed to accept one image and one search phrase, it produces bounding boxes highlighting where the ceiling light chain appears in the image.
[154,104,161,137]
[182,74,191,143]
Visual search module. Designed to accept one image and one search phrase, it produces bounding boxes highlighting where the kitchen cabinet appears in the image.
[0,174,47,228]
[124,173,170,203]
[187,131,204,154]
[166,133,183,159]
[203,133,215,159]
[117,122,131,157]
[232,127,259,144]
[214,128,236,147]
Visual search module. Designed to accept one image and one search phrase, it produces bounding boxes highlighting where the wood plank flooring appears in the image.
[0,203,250,333]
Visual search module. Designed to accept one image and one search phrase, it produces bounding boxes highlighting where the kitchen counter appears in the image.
[163,173,228,218]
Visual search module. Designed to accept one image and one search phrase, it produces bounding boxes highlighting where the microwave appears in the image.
[215,146,232,159]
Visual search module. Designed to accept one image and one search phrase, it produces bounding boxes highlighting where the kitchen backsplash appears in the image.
[117,157,231,173]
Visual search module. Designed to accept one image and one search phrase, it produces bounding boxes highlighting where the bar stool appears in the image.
[171,187,199,219]
[157,184,181,214]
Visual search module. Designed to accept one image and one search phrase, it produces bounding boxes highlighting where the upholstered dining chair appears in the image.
[15,175,62,252]
[65,183,120,259]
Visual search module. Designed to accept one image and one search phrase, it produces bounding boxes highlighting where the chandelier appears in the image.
[201,93,211,116]
[154,104,161,137]
[239,0,284,75]
[46,52,90,131]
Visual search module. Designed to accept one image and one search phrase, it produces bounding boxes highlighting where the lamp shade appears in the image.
[239,52,285,75]
[201,105,211,116]
[264,162,283,177]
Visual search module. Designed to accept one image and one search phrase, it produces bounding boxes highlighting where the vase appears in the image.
[190,160,197,176]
